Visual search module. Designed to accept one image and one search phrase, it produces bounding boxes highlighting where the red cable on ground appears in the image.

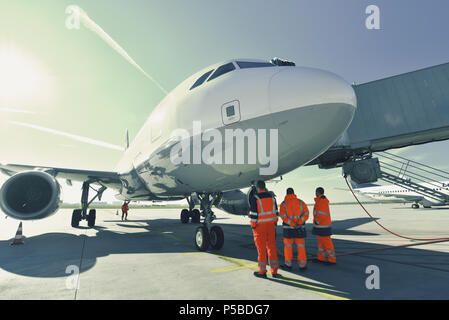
[344,176,449,242]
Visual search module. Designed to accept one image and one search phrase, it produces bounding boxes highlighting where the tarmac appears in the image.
[1,203,449,300]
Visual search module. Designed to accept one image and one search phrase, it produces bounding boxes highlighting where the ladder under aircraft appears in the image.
[376,151,449,203]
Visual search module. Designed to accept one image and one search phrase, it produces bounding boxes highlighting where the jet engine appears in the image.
[0,171,61,220]
[215,189,250,216]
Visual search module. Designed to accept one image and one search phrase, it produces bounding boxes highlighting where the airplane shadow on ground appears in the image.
[1,216,448,299]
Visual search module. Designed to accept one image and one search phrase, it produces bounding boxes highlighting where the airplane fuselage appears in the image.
[114,59,357,200]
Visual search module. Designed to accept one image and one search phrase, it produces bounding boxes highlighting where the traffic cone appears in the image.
[10,222,24,245]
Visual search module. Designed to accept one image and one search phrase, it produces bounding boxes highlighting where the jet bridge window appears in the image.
[236,61,275,69]
[190,69,214,90]
[207,63,236,82]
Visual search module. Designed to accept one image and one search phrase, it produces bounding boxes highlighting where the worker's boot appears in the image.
[253,271,267,279]
[280,264,292,271]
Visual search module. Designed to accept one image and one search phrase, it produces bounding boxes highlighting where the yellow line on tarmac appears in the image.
[179,252,204,256]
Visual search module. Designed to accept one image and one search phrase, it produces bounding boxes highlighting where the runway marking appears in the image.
[211,256,258,273]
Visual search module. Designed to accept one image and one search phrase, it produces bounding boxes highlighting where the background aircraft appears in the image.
[352,182,449,208]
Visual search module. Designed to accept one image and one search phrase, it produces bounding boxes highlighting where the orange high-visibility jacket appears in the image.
[279,194,309,227]
[249,189,278,228]
[313,195,331,227]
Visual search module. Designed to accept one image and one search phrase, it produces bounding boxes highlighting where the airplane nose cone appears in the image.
[268,67,356,162]
[269,67,357,114]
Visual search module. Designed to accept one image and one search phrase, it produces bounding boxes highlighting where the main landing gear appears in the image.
[191,192,224,251]
[71,181,106,228]
[180,195,201,224]
[412,203,420,209]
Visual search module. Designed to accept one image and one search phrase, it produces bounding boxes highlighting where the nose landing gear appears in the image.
[193,192,224,251]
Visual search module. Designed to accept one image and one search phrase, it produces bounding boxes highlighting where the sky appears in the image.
[0,0,448,204]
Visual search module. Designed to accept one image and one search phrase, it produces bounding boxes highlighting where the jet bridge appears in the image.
[310,62,449,169]
[342,151,449,204]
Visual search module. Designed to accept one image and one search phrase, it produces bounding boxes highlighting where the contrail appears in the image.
[76,6,168,95]
[9,121,125,151]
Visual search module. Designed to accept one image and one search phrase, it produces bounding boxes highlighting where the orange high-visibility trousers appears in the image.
[283,238,307,268]
[317,235,336,263]
[252,223,279,275]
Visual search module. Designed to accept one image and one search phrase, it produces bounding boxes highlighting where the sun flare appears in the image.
[0,46,51,105]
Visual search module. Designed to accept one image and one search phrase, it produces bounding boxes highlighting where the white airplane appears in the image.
[352,182,449,208]
[0,58,357,250]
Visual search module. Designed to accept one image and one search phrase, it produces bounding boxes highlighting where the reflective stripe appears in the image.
[284,243,293,247]
[282,202,288,216]
[300,217,306,224]
[269,260,278,264]
[283,225,296,229]
[314,224,331,228]
[296,244,305,247]
[254,194,277,223]
[257,217,278,223]
[317,210,330,216]
[258,262,267,265]
[298,260,307,264]
[258,211,277,216]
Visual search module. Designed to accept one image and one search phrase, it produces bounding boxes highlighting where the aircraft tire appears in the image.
[191,209,201,223]
[209,226,224,250]
[71,209,82,227]
[181,209,190,224]
[87,209,96,227]
[195,226,210,251]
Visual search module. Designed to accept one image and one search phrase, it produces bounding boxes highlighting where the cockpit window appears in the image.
[190,69,214,90]
[207,63,236,82]
[236,61,274,69]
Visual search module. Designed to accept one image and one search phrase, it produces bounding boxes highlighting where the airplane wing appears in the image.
[310,62,449,168]
[0,162,122,188]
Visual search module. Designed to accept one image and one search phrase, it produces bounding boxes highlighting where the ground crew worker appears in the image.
[312,187,336,264]
[279,188,309,271]
[248,180,280,278]
[121,200,130,221]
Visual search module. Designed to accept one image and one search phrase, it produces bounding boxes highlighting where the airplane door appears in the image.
[221,100,241,125]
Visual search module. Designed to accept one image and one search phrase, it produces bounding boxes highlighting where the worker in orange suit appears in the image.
[279,188,309,271]
[248,180,280,279]
[121,200,130,221]
[312,187,336,264]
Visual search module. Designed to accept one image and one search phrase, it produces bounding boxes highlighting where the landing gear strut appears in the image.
[71,181,106,228]
[194,192,224,251]
[180,195,201,224]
